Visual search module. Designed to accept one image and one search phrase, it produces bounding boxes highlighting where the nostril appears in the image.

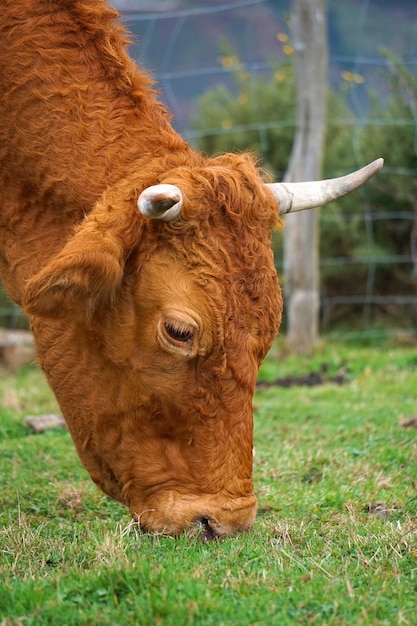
[196,517,218,541]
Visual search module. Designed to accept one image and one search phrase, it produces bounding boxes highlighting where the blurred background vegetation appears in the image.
[189,43,417,335]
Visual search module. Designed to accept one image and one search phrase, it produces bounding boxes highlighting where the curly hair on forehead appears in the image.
[145,200,280,344]
[158,152,282,232]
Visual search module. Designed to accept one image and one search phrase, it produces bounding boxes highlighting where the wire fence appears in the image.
[1,0,416,342]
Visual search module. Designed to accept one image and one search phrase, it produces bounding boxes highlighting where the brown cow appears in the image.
[0,0,382,538]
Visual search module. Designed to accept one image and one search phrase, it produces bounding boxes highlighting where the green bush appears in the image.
[191,47,416,331]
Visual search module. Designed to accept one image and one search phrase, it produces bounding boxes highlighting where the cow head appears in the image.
[24,154,383,538]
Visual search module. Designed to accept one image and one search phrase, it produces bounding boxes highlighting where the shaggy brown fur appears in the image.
[0,0,282,537]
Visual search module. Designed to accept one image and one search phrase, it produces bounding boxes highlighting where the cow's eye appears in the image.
[158,315,199,356]
[164,320,194,344]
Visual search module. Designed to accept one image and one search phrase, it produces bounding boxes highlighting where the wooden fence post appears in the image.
[284,0,328,354]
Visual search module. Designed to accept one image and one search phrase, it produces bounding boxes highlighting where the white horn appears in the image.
[138,184,183,222]
[267,158,384,215]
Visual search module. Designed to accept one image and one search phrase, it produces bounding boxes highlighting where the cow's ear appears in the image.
[24,199,135,319]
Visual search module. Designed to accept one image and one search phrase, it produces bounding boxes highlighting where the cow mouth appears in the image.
[192,505,256,540]
[195,517,218,541]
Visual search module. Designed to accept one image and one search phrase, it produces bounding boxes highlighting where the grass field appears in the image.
[1,340,416,625]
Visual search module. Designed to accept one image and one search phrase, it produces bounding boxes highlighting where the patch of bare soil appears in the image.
[399,417,417,429]
[256,364,348,390]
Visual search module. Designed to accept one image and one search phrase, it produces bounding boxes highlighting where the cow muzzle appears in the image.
[130,492,258,540]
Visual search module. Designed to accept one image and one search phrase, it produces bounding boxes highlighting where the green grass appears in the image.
[1,340,416,625]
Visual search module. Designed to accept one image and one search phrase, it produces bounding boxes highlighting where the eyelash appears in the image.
[164,320,194,343]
